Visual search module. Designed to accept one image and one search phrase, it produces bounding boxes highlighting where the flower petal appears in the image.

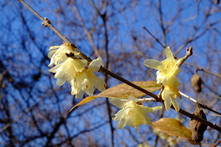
[56,78,66,86]
[89,58,102,72]
[164,47,174,59]
[148,106,163,112]
[75,90,84,98]
[96,79,106,91]
[109,98,125,108]
[140,105,162,113]
[49,46,60,51]
[48,50,57,59]
[144,113,152,125]
[164,95,172,111]
[144,59,162,70]
[170,97,180,112]
[117,117,126,129]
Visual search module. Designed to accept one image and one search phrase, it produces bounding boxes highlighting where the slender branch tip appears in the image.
[186,46,193,56]
[142,26,166,48]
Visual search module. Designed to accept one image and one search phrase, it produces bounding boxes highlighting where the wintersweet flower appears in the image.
[70,58,106,98]
[144,47,182,111]
[48,42,106,98]
[144,47,182,85]
[109,96,162,129]
[49,58,87,86]
[161,85,181,112]
[48,43,79,67]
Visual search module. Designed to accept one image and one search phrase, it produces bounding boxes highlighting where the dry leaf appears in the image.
[71,81,161,109]
[97,81,161,98]
[191,73,202,93]
[153,118,192,140]
[189,103,207,143]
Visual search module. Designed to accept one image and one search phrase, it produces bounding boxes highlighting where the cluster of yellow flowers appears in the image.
[144,47,182,112]
[48,44,183,129]
[109,96,162,129]
[48,43,106,98]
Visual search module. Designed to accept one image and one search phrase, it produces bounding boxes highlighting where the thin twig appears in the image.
[120,98,156,102]
[180,91,221,116]
[73,3,101,58]
[17,0,91,62]
[179,91,197,103]
[185,62,221,79]
[89,1,114,146]
[18,0,221,132]
[143,26,166,48]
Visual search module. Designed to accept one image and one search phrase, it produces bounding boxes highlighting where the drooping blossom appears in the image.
[144,47,182,111]
[48,43,106,98]
[110,96,162,129]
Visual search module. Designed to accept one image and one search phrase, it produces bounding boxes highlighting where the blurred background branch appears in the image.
[1,0,220,146]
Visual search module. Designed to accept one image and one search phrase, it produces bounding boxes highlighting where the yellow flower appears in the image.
[71,58,106,98]
[49,57,105,98]
[144,47,182,85]
[48,43,79,67]
[110,96,162,129]
[48,42,106,98]
[49,58,87,86]
[161,85,181,112]
[144,47,182,111]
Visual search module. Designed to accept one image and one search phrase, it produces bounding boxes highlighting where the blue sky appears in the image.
[0,0,220,146]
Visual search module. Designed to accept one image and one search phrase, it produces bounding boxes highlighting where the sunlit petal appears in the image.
[170,97,180,112]
[144,59,162,70]
[164,47,174,59]
[164,95,172,111]
[109,98,125,108]
[111,97,161,129]
[89,57,102,72]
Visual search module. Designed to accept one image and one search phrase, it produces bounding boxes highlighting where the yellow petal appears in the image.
[56,78,66,86]
[164,47,174,59]
[144,113,152,125]
[88,57,102,72]
[164,97,172,111]
[144,59,162,70]
[109,98,125,108]
[49,46,60,51]
[170,97,180,112]
[140,105,162,113]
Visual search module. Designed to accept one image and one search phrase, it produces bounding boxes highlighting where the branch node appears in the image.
[65,52,81,60]
[42,17,51,27]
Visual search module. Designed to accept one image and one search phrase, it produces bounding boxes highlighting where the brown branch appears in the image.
[143,26,166,48]
[174,19,221,56]
[185,62,221,79]
[73,3,101,58]
[90,1,114,146]
[158,0,166,45]
[17,0,91,63]
[18,0,221,132]
[180,91,221,116]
